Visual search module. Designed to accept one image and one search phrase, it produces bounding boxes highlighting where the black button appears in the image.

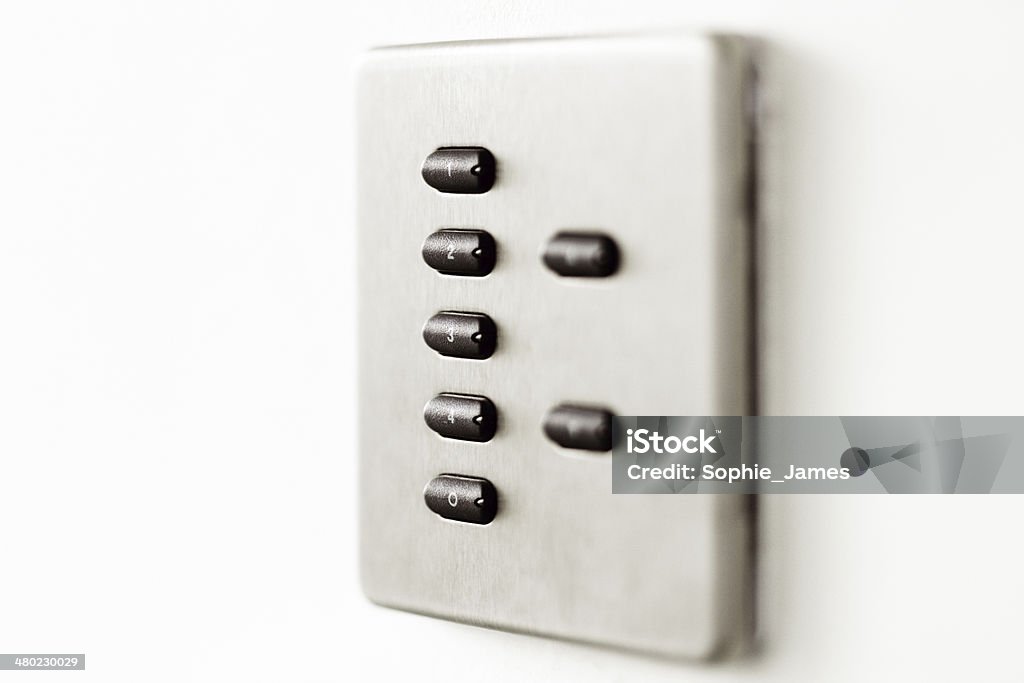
[421,147,496,194]
[543,404,613,451]
[424,393,497,442]
[542,232,619,277]
[422,229,496,277]
[424,474,498,525]
[423,312,497,360]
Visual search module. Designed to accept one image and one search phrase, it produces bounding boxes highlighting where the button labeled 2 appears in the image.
[422,229,496,276]
[424,474,498,525]
[424,393,498,442]
[423,312,497,359]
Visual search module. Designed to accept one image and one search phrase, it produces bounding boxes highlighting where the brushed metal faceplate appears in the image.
[356,34,755,660]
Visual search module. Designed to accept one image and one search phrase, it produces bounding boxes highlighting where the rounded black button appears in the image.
[424,393,498,442]
[422,229,496,277]
[423,312,497,360]
[542,232,619,278]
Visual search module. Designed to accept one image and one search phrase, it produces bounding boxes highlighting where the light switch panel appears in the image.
[357,34,755,660]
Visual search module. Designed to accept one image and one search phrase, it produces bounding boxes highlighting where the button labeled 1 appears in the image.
[421,147,496,194]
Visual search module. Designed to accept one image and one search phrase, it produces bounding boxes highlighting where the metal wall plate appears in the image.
[356,34,755,660]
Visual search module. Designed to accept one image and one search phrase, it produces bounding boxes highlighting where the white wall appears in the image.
[1,2,1022,680]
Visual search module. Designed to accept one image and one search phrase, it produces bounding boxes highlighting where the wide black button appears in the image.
[423,312,497,360]
[542,232,619,277]
[424,393,497,442]
[422,229,496,277]
[421,147,496,194]
[424,474,498,525]
[543,404,613,451]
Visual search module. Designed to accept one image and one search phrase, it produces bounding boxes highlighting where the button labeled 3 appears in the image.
[423,312,497,359]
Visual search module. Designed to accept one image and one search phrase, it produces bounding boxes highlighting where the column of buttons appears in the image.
[420,147,500,525]
[418,147,621,527]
